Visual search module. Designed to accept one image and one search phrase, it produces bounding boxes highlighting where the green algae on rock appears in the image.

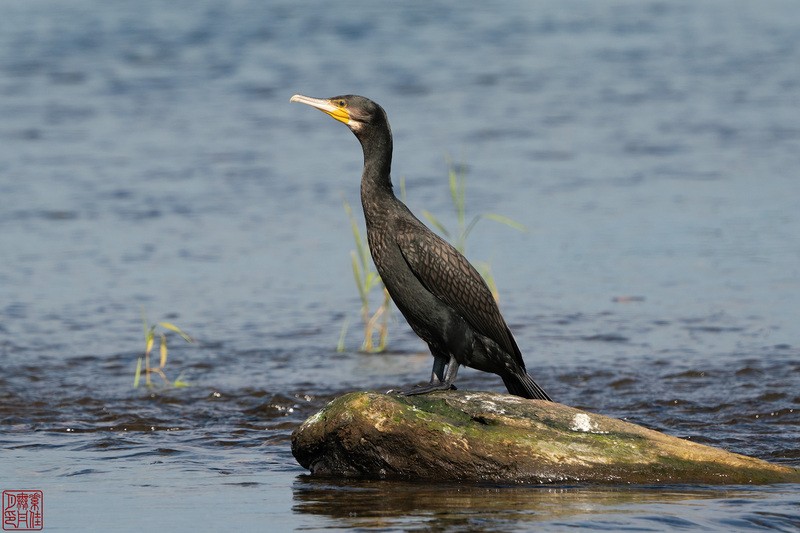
[291,391,800,485]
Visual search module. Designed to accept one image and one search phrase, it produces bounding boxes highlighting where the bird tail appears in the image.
[502,372,552,401]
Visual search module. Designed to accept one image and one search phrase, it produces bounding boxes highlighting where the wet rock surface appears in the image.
[292,391,800,485]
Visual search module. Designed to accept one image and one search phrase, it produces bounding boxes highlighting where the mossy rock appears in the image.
[291,391,800,484]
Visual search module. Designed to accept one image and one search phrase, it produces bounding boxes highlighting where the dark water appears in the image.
[2,0,799,530]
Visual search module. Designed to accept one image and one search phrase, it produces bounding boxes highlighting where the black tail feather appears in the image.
[502,372,552,401]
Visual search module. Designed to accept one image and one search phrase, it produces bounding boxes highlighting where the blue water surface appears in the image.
[1,1,799,531]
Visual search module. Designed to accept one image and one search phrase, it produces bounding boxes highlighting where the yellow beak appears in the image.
[290,94,350,125]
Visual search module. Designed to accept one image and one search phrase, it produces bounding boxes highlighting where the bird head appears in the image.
[290,94,385,135]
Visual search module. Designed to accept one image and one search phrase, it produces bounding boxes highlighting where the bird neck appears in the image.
[358,127,396,216]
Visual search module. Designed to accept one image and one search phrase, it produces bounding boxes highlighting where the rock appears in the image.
[291,391,800,484]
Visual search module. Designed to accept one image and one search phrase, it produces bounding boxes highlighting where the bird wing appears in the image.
[395,219,526,367]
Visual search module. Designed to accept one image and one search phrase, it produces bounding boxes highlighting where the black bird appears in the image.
[290,94,551,401]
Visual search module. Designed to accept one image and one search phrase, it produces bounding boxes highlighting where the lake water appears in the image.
[1,0,799,530]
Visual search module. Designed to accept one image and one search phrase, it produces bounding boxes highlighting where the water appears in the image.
[1,0,799,530]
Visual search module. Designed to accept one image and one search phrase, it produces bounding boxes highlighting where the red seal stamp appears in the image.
[2,491,43,531]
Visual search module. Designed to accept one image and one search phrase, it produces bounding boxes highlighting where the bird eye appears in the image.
[336,100,346,108]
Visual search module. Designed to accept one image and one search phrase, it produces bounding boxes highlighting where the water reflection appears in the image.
[292,477,769,531]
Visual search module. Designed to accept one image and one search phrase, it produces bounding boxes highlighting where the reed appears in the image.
[133,309,194,388]
[341,200,391,353]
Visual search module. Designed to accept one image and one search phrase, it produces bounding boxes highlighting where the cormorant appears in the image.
[290,94,552,401]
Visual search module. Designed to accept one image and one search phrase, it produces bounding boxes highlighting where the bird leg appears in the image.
[389,354,460,396]
[430,354,447,383]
